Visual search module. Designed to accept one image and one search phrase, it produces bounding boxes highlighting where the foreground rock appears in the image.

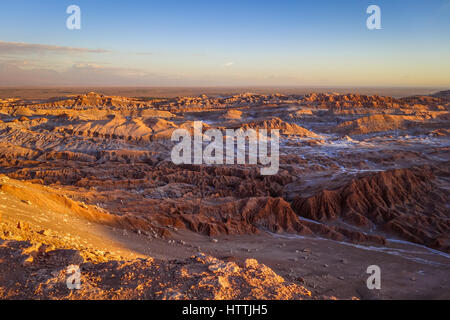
[293,167,450,252]
[0,239,313,300]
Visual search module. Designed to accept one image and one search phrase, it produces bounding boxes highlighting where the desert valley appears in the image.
[0,89,449,299]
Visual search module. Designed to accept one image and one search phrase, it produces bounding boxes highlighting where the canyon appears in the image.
[0,89,449,299]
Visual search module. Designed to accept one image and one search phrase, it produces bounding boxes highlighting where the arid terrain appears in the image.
[0,89,449,299]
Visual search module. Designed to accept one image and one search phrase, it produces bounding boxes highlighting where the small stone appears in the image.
[338,276,345,280]
[17,221,29,230]
[296,277,305,283]
[211,238,218,243]
[38,229,50,236]
[37,243,49,255]
[22,255,34,267]
[46,249,84,265]
[323,264,329,268]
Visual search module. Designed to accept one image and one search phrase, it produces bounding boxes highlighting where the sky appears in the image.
[0,0,449,87]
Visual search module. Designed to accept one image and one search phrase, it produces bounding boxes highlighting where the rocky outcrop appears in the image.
[174,197,313,236]
[293,168,450,252]
[240,117,319,137]
[431,90,450,100]
[220,109,242,120]
[334,114,422,135]
[0,239,313,300]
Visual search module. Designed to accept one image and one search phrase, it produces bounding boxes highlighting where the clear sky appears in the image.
[0,0,449,87]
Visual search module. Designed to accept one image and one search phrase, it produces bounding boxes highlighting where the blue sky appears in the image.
[0,0,449,86]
